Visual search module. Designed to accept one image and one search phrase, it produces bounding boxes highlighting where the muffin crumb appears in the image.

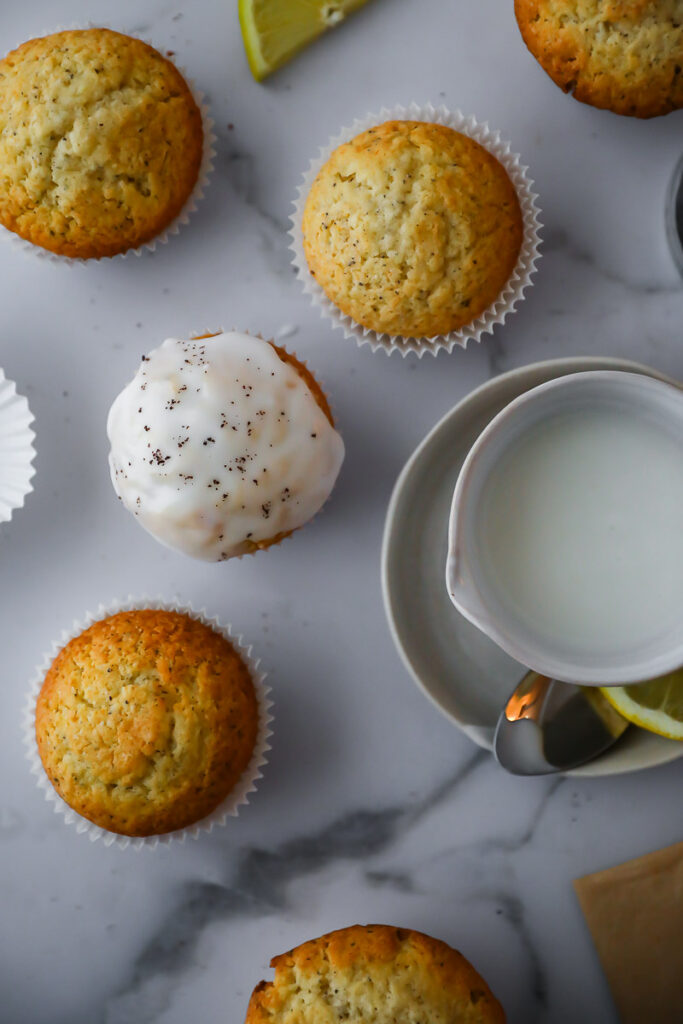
[246,924,505,1023]
[515,0,683,118]
[0,28,203,257]
[35,610,258,837]
[302,121,522,338]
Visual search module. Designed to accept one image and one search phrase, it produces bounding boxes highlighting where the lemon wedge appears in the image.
[239,0,370,81]
[600,668,683,740]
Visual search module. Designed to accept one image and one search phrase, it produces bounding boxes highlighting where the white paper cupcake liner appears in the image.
[290,102,543,357]
[0,24,216,266]
[0,368,36,522]
[23,597,273,850]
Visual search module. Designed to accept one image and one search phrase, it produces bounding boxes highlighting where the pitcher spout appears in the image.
[445,544,489,631]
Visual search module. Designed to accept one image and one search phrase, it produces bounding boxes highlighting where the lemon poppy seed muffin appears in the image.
[515,1,683,118]
[246,924,505,1023]
[107,332,345,561]
[0,28,204,258]
[302,121,523,339]
[35,610,259,836]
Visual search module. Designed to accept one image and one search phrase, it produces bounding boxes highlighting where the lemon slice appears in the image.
[239,0,370,81]
[600,668,683,740]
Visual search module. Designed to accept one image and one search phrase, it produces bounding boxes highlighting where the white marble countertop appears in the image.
[1,2,682,1022]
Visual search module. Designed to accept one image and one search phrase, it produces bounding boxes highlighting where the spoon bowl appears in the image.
[494,671,630,775]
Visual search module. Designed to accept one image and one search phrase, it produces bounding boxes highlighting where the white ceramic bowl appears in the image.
[446,371,683,686]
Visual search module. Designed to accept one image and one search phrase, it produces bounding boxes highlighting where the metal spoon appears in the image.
[494,671,630,775]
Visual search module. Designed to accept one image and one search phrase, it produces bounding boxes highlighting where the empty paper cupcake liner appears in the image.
[0,24,216,266]
[23,597,273,850]
[290,102,543,357]
[0,368,36,523]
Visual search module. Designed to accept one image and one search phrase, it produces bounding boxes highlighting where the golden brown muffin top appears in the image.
[0,28,203,258]
[515,0,683,118]
[302,121,523,339]
[35,610,258,836]
[246,924,506,1023]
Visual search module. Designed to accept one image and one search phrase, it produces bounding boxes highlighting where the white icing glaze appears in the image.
[107,332,345,561]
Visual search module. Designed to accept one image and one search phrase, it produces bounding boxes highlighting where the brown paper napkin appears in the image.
[574,841,683,1024]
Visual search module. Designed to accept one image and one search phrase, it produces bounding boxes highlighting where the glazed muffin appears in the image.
[107,331,345,561]
[515,1,683,118]
[35,610,259,836]
[302,121,523,339]
[0,28,204,258]
[246,924,505,1023]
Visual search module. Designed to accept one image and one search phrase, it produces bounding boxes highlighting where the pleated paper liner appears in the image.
[0,368,36,523]
[0,24,216,265]
[291,102,542,357]
[23,597,273,850]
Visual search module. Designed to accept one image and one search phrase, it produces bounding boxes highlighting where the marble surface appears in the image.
[1,2,682,1022]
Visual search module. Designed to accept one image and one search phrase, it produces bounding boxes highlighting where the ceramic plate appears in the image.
[382,357,683,777]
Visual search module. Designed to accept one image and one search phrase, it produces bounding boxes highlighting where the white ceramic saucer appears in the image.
[382,357,683,777]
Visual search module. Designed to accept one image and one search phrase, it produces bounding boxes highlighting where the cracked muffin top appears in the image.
[35,609,258,836]
[245,924,506,1023]
[302,121,523,340]
[515,0,683,118]
[0,28,203,258]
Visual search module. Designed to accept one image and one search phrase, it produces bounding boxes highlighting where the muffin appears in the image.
[107,331,345,561]
[246,924,505,1023]
[515,1,683,118]
[301,120,523,339]
[35,609,259,837]
[0,28,204,258]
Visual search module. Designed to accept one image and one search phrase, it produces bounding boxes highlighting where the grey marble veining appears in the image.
[543,226,682,296]
[1,2,682,1023]
[105,752,488,1021]
[104,752,568,1024]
